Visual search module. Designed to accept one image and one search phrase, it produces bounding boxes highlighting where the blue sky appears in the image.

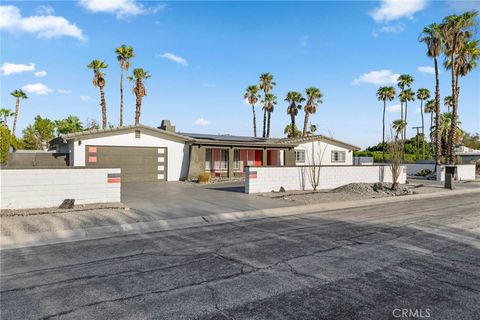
[1,0,479,148]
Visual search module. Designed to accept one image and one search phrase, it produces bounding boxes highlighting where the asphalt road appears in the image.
[1,193,479,320]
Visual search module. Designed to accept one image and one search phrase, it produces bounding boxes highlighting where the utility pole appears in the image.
[412,126,423,160]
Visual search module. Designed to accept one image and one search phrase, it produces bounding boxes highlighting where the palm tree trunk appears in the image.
[382,100,386,162]
[251,104,257,137]
[291,113,296,137]
[302,111,310,137]
[12,98,19,136]
[262,106,267,138]
[434,57,441,166]
[400,102,404,141]
[403,102,408,160]
[420,100,425,160]
[99,86,107,129]
[447,55,457,164]
[267,111,271,137]
[120,68,124,127]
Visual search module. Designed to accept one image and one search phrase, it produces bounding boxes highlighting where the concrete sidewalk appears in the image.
[2,187,479,250]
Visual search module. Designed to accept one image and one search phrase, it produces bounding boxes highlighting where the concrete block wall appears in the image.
[245,165,407,193]
[0,168,121,209]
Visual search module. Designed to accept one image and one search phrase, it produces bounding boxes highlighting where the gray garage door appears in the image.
[85,146,167,182]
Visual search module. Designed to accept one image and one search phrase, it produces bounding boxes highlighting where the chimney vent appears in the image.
[159,120,176,132]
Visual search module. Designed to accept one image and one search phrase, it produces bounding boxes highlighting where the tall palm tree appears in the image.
[376,86,396,161]
[10,89,28,136]
[416,88,431,159]
[0,108,14,129]
[285,91,305,138]
[128,68,151,126]
[392,120,407,140]
[441,11,478,163]
[87,59,108,129]
[399,88,415,142]
[115,45,135,127]
[244,85,260,137]
[302,87,323,137]
[444,95,454,111]
[397,74,414,141]
[259,73,276,137]
[420,23,443,166]
[424,99,436,144]
[263,93,277,138]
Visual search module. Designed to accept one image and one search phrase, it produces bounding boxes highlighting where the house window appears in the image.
[331,151,346,162]
[295,150,305,163]
[135,130,141,139]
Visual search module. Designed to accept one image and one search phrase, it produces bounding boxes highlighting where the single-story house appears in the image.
[49,120,359,182]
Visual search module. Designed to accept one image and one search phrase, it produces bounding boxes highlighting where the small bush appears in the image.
[198,172,211,183]
[415,169,433,177]
[0,126,11,164]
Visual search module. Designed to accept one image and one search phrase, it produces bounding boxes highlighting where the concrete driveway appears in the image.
[121,181,293,219]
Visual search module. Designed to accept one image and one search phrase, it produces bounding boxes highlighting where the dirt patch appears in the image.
[0,202,129,217]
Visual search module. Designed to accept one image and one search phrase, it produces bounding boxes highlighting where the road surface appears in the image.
[1,193,479,319]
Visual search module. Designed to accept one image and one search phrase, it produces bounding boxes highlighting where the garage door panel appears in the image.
[85,146,167,182]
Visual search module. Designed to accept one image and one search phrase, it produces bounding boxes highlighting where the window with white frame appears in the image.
[295,150,306,163]
[331,150,346,162]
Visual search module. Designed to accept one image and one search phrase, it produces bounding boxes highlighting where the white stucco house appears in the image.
[48,121,360,183]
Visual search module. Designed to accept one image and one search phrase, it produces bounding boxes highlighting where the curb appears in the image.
[1,188,479,250]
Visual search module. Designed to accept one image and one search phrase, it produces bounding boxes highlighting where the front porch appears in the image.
[187,144,296,180]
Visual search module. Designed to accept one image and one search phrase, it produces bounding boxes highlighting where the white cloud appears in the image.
[194,118,210,126]
[387,104,401,113]
[80,95,91,101]
[417,66,435,75]
[0,5,85,40]
[157,52,188,66]
[0,62,35,75]
[34,70,47,77]
[22,83,53,95]
[370,0,427,23]
[58,89,72,94]
[353,69,400,86]
[36,5,55,16]
[79,0,164,19]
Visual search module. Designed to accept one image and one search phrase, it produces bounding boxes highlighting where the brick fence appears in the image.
[245,165,407,193]
[0,168,121,209]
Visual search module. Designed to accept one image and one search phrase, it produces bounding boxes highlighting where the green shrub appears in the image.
[0,126,11,164]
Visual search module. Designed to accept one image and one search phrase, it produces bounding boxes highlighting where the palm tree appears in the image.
[244,85,260,137]
[420,23,443,166]
[424,99,436,144]
[376,86,396,161]
[302,87,323,137]
[285,91,305,138]
[115,45,135,127]
[433,112,465,158]
[444,95,454,111]
[0,108,14,129]
[441,11,478,163]
[397,74,414,141]
[10,89,28,136]
[263,93,277,138]
[87,59,108,129]
[416,88,430,159]
[259,73,276,137]
[128,68,151,126]
[392,120,407,140]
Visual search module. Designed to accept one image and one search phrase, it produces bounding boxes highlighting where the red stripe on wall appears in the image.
[107,178,121,183]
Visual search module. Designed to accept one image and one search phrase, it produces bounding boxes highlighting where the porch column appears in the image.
[228,147,234,177]
[262,148,267,166]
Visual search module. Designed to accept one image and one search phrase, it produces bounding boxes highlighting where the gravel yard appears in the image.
[256,181,462,205]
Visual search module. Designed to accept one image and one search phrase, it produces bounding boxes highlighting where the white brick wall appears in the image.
[245,165,407,193]
[0,169,121,209]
